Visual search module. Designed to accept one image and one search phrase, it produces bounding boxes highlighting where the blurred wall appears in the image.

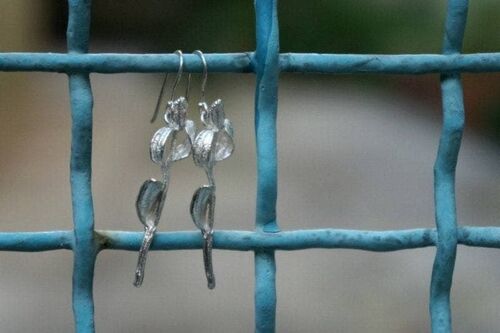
[0,2,499,333]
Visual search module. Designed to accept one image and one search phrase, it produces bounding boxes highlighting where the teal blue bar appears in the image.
[99,228,438,251]
[255,250,277,333]
[67,1,97,333]
[69,74,97,333]
[430,0,468,332]
[0,0,497,331]
[96,227,500,251]
[254,0,279,233]
[3,226,500,252]
[282,53,500,74]
[254,0,280,332]
[0,53,252,73]
[0,231,73,251]
[4,52,500,74]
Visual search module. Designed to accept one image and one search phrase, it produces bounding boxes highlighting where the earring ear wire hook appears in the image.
[151,50,184,123]
[193,50,208,102]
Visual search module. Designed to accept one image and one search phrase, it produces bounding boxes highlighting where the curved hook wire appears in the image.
[151,50,184,123]
[193,50,208,102]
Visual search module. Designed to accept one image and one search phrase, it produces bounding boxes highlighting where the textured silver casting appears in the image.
[134,50,195,287]
[190,50,234,289]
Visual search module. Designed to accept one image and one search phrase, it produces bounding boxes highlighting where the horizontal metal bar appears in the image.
[458,227,500,248]
[98,228,437,251]
[2,52,500,74]
[0,53,253,73]
[282,53,500,74]
[0,227,498,252]
[98,226,500,251]
[0,231,73,251]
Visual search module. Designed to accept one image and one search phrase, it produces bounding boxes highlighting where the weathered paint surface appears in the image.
[0,0,497,332]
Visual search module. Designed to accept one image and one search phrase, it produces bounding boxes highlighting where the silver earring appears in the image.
[190,50,234,289]
[134,50,195,287]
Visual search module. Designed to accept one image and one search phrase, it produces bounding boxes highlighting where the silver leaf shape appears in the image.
[192,100,234,168]
[215,127,234,162]
[171,119,195,161]
[150,118,195,166]
[150,127,174,165]
[190,185,216,232]
[192,129,216,169]
[136,179,165,229]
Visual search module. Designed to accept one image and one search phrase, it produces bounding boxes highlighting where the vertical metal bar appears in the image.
[254,0,279,234]
[254,0,280,332]
[67,1,97,332]
[430,1,468,332]
[254,250,277,333]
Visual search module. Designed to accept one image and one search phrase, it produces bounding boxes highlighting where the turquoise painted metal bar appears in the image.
[4,52,500,74]
[430,0,468,332]
[254,0,280,332]
[3,226,500,252]
[0,53,253,73]
[0,231,73,251]
[0,0,498,331]
[93,227,500,251]
[282,53,500,74]
[99,228,437,251]
[67,0,97,332]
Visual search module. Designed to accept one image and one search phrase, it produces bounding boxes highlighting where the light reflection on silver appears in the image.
[190,185,216,289]
[134,51,195,287]
[190,50,234,290]
[134,179,165,287]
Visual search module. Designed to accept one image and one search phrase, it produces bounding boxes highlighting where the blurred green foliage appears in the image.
[50,0,500,141]
[50,0,500,53]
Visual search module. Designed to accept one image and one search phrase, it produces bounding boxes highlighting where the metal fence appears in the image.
[0,0,499,332]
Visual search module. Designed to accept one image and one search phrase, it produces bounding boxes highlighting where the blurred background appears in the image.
[0,1,499,332]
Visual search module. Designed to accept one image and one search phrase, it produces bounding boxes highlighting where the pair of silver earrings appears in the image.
[134,50,234,290]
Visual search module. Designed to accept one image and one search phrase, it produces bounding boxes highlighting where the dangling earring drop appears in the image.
[134,50,195,287]
[190,50,235,289]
